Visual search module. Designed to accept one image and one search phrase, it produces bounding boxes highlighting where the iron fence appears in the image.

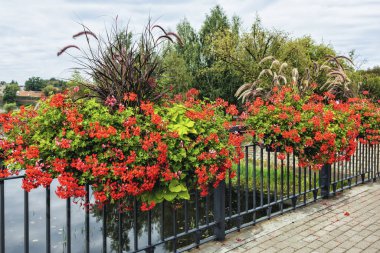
[0,141,379,253]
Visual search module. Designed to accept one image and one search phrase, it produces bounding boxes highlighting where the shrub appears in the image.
[3,103,17,113]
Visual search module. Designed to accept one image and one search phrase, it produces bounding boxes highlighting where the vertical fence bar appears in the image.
[367,144,370,178]
[313,171,317,201]
[160,202,165,242]
[274,151,278,203]
[184,200,189,233]
[237,159,241,230]
[280,160,284,213]
[118,202,123,253]
[206,194,210,225]
[376,144,380,176]
[85,185,89,253]
[228,170,232,219]
[252,145,256,222]
[260,147,264,207]
[172,207,177,253]
[320,164,331,198]
[0,178,4,253]
[213,181,225,240]
[245,146,249,212]
[286,154,290,198]
[292,155,297,208]
[333,161,337,194]
[103,204,107,253]
[298,163,301,198]
[195,191,200,247]
[46,186,51,253]
[303,167,307,204]
[66,198,71,253]
[146,210,153,253]
[308,167,312,195]
[361,142,365,182]
[266,150,271,218]
[341,159,344,190]
[356,141,359,184]
[24,190,29,253]
[348,153,352,188]
[371,145,375,181]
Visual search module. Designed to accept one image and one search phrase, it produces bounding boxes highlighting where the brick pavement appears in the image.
[190,182,380,253]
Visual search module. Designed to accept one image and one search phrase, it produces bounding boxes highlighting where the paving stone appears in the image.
[244,246,267,253]
[363,247,380,253]
[364,234,380,243]
[294,246,315,253]
[345,247,364,253]
[322,240,341,250]
[355,240,372,250]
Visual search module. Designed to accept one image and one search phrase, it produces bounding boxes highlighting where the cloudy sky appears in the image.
[1,0,379,84]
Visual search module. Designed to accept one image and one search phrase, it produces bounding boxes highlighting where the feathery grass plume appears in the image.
[166,32,183,46]
[72,31,98,40]
[57,45,80,56]
[235,57,290,102]
[318,55,354,99]
[259,55,275,65]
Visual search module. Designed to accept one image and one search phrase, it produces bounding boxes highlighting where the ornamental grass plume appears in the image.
[57,18,182,108]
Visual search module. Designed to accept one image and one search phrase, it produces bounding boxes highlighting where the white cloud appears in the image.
[0,0,379,84]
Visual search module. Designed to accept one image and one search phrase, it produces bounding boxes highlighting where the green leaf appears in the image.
[169,180,182,193]
[178,191,190,200]
[169,185,182,193]
[163,192,177,201]
[179,184,187,191]
[154,190,164,201]
[184,120,194,128]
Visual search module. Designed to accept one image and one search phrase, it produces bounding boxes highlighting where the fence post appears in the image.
[0,160,5,253]
[213,180,226,241]
[319,164,331,199]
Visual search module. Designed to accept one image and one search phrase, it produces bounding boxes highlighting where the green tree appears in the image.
[353,66,380,100]
[45,78,67,90]
[158,50,194,94]
[176,19,201,78]
[3,83,19,103]
[42,85,59,96]
[25,77,46,91]
[196,5,243,103]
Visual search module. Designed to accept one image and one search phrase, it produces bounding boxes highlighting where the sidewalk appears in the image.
[190,182,380,253]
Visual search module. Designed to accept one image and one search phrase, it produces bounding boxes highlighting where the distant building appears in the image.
[16,91,43,98]
[16,91,43,105]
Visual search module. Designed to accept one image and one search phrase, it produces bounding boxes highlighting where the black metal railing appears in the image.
[0,141,379,253]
